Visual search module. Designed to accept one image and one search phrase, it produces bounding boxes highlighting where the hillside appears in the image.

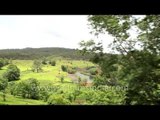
[0,47,92,60]
[0,92,46,105]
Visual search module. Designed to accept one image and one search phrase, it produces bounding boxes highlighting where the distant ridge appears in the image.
[0,47,75,50]
[0,47,92,60]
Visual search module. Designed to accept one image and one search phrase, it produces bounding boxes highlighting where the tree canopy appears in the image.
[79,15,160,105]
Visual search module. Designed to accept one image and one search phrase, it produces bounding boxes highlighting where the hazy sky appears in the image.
[0,15,114,52]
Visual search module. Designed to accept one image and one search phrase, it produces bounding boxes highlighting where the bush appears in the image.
[89,68,98,75]
[50,60,56,66]
[12,78,40,99]
[3,64,20,81]
[93,76,107,86]
[67,67,76,74]
[0,77,8,101]
[39,87,50,102]
[0,59,4,69]
[42,60,47,65]
[69,87,125,105]
[0,78,8,91]
[38,84,58,101]
[64,92,75,103]
[8,81,16,95]
[8,82,19,96]
[26,78,40,99]
[47,94,70,105]
[61,65,67,72]
[0,58,8,69]
[3,58,9,66]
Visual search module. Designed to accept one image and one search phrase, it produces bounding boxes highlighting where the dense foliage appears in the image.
[1,15,160,105]
[11,78,40,99]
[47,94,70,105]
[61,65,76,74]
[0,58,9,69]
[0,78,8,101]
[79,15,160,105]
[0,47,93,60]
[3,64,20,81]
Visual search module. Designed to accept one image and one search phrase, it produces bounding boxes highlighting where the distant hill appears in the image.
[0,47,92,60]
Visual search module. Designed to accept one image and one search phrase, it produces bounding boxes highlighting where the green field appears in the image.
[0,92,46,105]
[0,59,96,105]
[13,59,94,84]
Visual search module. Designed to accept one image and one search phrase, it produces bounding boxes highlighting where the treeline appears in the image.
[0,47,93,60]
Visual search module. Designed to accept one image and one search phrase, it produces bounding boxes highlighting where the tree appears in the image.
[79,15,160,105]
[3,64,20,81]
[0,78,8,101]
[32,60,42,73]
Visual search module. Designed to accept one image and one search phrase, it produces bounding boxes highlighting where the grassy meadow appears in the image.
[0,59,96,105]
[0,92,46,105]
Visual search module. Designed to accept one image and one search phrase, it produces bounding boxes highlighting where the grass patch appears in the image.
[0,92,46,105]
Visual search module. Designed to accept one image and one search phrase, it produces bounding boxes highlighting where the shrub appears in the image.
[3,58,9,66]
[61,65,67,72]
[39,87,50,102]
[12,78,40,99]
[67,67,76,74]
[0,77,8,101]
[89,68,98,75]
[64,92,75,103]
[93,76,107,86]
[47,94,70,105]
[0,59,4,69]
[39,84,59,101]
[50,60,56,66]
[0,58,8,69]
[8,81,16,95]
[42,60,47,65]
[3,64,20,81]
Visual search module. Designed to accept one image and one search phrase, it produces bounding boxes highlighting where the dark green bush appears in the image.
[50,60,56,66]
[47,94,70,105]
[3,64,20,81]
[61,65,67,72]
[89,68,98,75]
[12,78,40,99]
[67,67,76,74]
